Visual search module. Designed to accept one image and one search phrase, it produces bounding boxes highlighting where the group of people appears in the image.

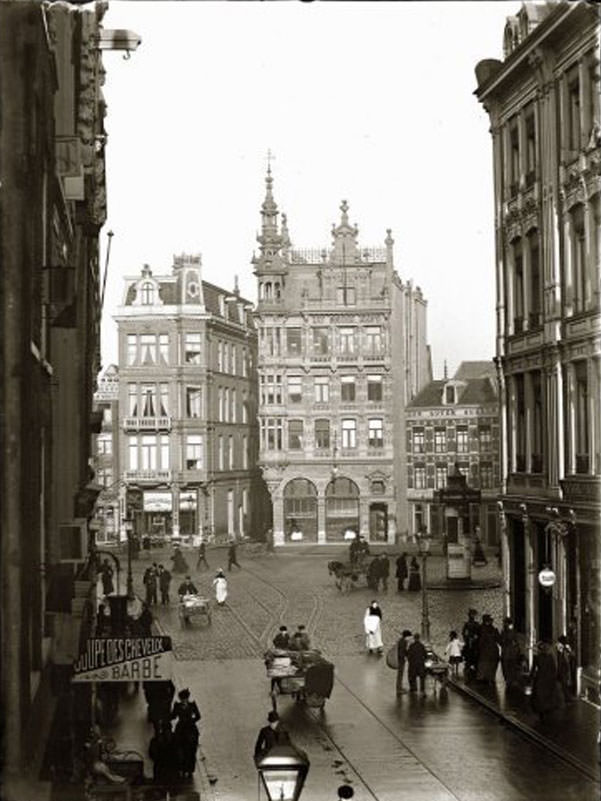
[145,686,202,783]
[272,624,311,651]
[142,563,173,606]
[178,570,229,606]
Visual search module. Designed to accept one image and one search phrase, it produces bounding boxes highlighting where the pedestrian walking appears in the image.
[213,569,228,606]
[272,625,290,649]
[349,536,361,567]
[476,614,500,684]
[364,600,383,654]
[100,559,114,596]
[407,556,421,591]
[500,617,522,689]
[395,552,408,592]
[196,540,210,571]
[395,629,412,695]
[136,601,153,637]
[461,609,480,675]
[228,540,241,571]
[444,630,464,677]
[158,564,172,606]
[171,546,189,575]
[407,632,428,695]
[148,721,178,784]
[366,557,379,591]
[253,711,290,763]
[531,641,564,721]
[472,532,488,566]
[556,634,575,702]
[171,688,201,779]
[142,534,151,558]
[143,564,158,606]
[378,553,390,592]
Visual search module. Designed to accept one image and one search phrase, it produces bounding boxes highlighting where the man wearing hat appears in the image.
[272,626,290,650]
[461,609,480,675]
[396,629,413,696]
[253,711,290,763]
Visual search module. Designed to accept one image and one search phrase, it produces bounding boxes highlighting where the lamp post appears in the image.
[416,528,431,642]
[124,516,134,599]
[256,743,310,801]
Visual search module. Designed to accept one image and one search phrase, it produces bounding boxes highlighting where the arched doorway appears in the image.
[325,477,360,542]
[283,479,318,543]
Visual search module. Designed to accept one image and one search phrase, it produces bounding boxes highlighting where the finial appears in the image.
[443,360,448,379]
[266,148,275,175]
[385,228,394,247]
[234,275,240,296]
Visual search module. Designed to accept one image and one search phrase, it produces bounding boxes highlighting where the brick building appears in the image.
[475,1,600,697]
[114,255,268,544]
[406,361,501,545]
[253,168,431,546]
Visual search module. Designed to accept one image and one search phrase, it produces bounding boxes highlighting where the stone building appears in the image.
[92,365,121,545]
[406,361,501,545]
[0,1,132,794]
[253,168,431,546]
[114,256,268,544]
[475,1,600,698]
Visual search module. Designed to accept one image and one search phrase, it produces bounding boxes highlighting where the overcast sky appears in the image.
[99,0,517,378]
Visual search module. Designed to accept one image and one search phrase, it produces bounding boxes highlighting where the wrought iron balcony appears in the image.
[124,469,172,483]
[123,416,172,431]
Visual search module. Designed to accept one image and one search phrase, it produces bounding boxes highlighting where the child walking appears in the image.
[445,630,464,676]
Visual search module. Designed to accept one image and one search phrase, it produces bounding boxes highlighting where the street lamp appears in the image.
[416,528,431,642]
[124,515,134,600]
[256,743,310,801]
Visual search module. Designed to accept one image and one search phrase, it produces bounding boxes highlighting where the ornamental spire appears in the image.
[253,153,289,275]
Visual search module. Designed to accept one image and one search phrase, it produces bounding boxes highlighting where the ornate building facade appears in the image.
[475,2,600,698]
[114,256,268,544]
[253,169,431,546]
[406,361,501,545]
[92,365,121,545]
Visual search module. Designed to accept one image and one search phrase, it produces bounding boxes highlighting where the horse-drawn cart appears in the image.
[264,649,334,712]
[178,595,212,628]
[327,559,372,593]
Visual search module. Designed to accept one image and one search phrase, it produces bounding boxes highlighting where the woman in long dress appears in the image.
[170,689,201,779]
[213,569,228,606]
[407,557,421,592]
[363,601,383,654]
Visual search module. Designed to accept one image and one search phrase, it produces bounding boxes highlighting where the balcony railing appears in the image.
[123,416,172,431]
[124,469,172,483]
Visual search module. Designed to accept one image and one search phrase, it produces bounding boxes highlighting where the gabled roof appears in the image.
[407,374,498,409]
[453,361,496,381]
[407,380,446,408]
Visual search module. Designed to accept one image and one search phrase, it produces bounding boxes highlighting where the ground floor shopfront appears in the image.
[263,466,402,546]
[499,497,600,703]
[407,495,500,546]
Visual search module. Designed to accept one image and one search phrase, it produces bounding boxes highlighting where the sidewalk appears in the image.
[448,672,600,782]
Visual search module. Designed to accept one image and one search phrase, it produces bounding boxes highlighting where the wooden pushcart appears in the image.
[264,649,334,712]
[178,595,212,628]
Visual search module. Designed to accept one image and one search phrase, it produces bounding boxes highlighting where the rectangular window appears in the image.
[228,435,234,468]
[159,384,169,416]
[412,428,424,454]
[128,383,138,416]
[367,375,383,402]
[140,334,156,365]
[456,426,469,454]
[141,434,157,470]
[480,463,493,489]
[414,465,426,489]
[159,334,169,364]
[525,107,536,186]
[261,374,282,405]
[575,361,589,473]
[218,435,224,470]
[185,332,202,364]
[242,348,248,377]
[445,385,456,404]
[288,376,302,404]
[509,122,519,195]
[337,286,356,305]
[224,388,230,422]
[434,427,446,454]
[141,384,157,417]
[231,389,237,423]
[571,206,587,314]
[529,231,542,327]
[341,418,356,449]
[365,326,382,355]
[128,436,138,470]
[568,71,581,151]
[312,327,329,355]
[315,419,330,449]
[97,435,112,455]
[315,376,330,403]
[368,418,383,448]
[514,239,524,332]
[262,418,283,451]
[217,341,224,372]
[288,420,304,450]
[97,467,113,488]
[435,464,447,489]
[340,375,356,402]
[127,334,137,366]
[242,435,248,469]
[478,426,492,451]
[186,387,202,418]
[230,344,236,374]
[339,327,356,355]
[287,328,302,356]
[242,391,248,423]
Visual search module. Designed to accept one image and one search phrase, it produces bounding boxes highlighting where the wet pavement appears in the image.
[92,545,599,801]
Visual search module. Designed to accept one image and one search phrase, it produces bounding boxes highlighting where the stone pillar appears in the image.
[498,504,511,618]
[579,57,591,149]
[518,110,527,190]
[587,358,596,474]
[555,349,566,485]
[171,484,180,539]
[317,495,326,544]
[524,371,534,471]
[566,362,576,475]
[563,211,574,316]
[583,199,594,311]
[523,513,536,669]
[507,375,517,474]
[522,229,531,331]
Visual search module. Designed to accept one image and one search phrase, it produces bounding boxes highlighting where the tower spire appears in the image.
[253,154,289,276]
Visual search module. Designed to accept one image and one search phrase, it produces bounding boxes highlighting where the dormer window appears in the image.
[445,385,455,405]
[141,282,155,305]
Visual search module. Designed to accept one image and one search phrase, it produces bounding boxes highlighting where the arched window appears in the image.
[325,477,360,542]
[283,479,317,542]
[141,282,154,305]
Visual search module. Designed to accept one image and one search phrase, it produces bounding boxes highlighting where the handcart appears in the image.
[264,648,334,712]
[178,595,212,628]
[425,647,449,694]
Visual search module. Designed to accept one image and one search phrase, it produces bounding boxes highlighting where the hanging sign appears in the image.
[538,568,556,587]
[72,636,173,682]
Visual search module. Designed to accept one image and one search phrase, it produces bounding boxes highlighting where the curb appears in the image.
[447,677,599,782]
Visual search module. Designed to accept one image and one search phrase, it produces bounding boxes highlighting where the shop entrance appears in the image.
[283,479,318,542]
[325,477,359,542]
[369,503,388,542]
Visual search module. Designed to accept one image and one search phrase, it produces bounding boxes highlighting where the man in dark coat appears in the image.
[378,553,390,592]
[500,617,522,689]
[196,540,210,570]
[100,559,114,596]
[143,565,158,606]
[158,565,172,606]
[178,576,198,598]
[395,553,408,592]
[476,614,500,684]
[531,641,564,720]
[148,721,178,784]
[228,541,241,571]
[396,629,412,696]
[367,557,380,591]
[254,711,290,763]
[407,633,428,695]
[462,609,480,675]
[273,626,290,649]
